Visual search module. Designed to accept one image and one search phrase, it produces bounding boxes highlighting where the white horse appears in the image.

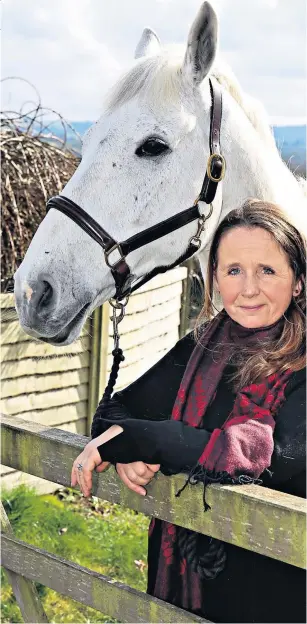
[14,1,306,346]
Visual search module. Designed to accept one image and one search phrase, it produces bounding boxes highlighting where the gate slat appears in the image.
[1,534,206,623]
[0,503,49,623]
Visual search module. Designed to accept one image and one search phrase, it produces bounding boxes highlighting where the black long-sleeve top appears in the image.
[91,332,306,623]
[91,331,306,497]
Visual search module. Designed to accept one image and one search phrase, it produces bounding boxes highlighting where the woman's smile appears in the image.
[239,304,264,311]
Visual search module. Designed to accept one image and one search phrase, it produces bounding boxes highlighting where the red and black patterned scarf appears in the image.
[149,311,292,608]
[172,309,291,478]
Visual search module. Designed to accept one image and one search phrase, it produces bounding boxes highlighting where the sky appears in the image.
[2,0,306,125]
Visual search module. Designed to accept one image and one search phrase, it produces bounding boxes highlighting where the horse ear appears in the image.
[134,28,161,59]
[182,1,218,85]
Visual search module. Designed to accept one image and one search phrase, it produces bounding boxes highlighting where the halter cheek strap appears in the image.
[198,79,225,204]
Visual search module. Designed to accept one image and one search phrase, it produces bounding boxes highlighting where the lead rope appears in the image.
[100,297,129,405]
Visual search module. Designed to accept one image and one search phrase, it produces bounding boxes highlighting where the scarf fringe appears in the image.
[176,464,263,512]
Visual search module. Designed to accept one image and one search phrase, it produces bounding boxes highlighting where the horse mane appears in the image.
[105,51,277,151]
[211,60,277,151]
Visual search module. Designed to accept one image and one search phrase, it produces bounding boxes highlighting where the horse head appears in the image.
[15,1,223,345]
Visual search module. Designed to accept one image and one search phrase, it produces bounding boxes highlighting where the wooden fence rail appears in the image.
[1,414,306,623]
[1,533,205,623]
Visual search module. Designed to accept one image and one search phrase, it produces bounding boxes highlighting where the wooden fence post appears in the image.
[1,501,49,623]
[179,260,192,338]
[87,303,110,436]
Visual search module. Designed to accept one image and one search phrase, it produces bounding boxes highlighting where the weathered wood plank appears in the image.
[57,418,87,435]
[1,505,49,623]
[1,419,87,493]
[179,259,192,339]
[0,401,88,427]
[87,303,110,436]
[1,470,62,494]
[1,415,305,569]
[1,308,18,323]
[111,296,181,335]
[1,465,15,476]
[0,294,16,309]
[1,368,89,398]
[107,329,178,370]
[1,319,90,345]
[123,282,182,316]
[1,534,204,623]
[1,352,90,380]
[0,384,88,415]
[107,311,180,353]
[0,417,86,437]
[1,336,90,362]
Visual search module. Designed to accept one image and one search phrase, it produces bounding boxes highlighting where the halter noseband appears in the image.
[46,78,225,301]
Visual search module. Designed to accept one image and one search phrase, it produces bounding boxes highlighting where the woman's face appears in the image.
[214,226,301,328]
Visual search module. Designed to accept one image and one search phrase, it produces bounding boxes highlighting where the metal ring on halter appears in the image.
[110,296,129,310]
[77,463,83,472]
[203,203,214,221]
[104,243,125,269]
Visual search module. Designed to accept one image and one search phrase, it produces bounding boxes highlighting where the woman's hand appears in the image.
[71,425,123,497]
[116,461,160,496]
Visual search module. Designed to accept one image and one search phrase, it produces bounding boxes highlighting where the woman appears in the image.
[71,199,306,623]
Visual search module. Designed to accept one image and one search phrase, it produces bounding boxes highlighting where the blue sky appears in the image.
[2,0,306,124]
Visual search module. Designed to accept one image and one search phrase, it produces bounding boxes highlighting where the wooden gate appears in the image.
[1,414,305,623]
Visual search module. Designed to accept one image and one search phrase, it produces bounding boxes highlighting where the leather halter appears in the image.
[46,78,225,300]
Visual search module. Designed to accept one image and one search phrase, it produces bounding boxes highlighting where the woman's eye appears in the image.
[135,137,170,157]
[228,267,240,276]
[262,266,275,275]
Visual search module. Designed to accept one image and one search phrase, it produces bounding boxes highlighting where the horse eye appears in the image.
[135,137,170,157]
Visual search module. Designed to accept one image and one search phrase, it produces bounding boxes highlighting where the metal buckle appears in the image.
[189,203,213,249]
[105,243,125,269]
[206,153,226,182]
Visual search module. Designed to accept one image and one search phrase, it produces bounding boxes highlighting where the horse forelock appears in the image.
[104,53,184,113]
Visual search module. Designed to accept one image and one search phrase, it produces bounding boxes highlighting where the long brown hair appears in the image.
[196,199,306,387]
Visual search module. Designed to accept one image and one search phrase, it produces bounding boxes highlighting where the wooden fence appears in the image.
[0,267,186,492]
[1,414,306,623]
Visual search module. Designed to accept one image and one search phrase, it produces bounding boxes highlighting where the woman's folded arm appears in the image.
[96,417,210,473]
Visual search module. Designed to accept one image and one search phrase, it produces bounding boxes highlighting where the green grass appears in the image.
[1,484,150,623]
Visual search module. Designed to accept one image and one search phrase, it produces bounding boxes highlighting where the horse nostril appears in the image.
[27,280,55,315]
[38,281,53,309]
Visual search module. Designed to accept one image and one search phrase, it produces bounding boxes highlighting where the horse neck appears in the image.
[222,89,304,209]
[197,86,305,277]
